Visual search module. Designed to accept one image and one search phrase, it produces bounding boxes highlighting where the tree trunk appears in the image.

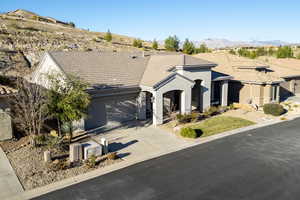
[30,135,36,147]
[68,122,73,144]
[57,118,61,136]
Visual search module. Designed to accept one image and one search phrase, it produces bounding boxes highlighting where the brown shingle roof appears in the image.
[49,51,150,89]
[49,51,216,89]
[140,54,216,87]
[195,53,283,84]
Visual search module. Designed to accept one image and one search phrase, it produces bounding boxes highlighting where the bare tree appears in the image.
[9,78,48,146]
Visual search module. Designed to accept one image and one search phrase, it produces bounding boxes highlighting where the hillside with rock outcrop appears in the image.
[0,9,154,76]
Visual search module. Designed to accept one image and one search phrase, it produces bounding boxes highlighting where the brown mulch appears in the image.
[0,137,121,190]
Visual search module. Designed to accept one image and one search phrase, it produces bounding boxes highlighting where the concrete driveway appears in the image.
[35,118,300,200]
[93,121,192,161]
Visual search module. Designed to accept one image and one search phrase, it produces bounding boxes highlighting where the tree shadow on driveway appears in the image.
[109,139,138,152]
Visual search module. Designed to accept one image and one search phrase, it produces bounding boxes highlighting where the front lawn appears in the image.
[187,116,255,138]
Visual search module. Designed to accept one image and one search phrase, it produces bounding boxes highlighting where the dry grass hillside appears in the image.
[0,9,156,76]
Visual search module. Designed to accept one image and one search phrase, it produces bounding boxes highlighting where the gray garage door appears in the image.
[84,94,138,130]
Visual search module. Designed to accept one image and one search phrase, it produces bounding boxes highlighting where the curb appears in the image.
[9,114,300,200]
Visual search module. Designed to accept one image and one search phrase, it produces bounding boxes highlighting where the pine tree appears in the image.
[133,39,143,48]
[104,29,112,42]
[152,39,158,50]
[182,39,195,55]
[164,35,180,51]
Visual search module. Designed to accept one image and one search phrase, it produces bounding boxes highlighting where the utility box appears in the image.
[69,143,83,162]
[0,108,13,141]
[81,140,102,160]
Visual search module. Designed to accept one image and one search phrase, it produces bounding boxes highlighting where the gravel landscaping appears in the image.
[0,136,121,190]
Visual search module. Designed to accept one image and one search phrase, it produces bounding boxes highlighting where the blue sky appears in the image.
[1,0,300,42]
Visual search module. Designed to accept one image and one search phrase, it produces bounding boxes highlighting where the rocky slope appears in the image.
[0,9,153,76]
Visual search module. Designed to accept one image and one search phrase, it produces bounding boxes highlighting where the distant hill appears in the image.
[194,38,295,49]
[0,9,156,76]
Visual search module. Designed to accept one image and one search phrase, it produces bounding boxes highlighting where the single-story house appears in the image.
[31,51,231,130]
[257,57,300,100]
[0,85,15,140]
[195,53,300,106]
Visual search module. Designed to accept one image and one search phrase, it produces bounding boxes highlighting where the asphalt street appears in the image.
[35,118,300,200]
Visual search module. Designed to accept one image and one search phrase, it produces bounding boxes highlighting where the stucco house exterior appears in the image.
[31,51,230,130]
[196,53,300,106]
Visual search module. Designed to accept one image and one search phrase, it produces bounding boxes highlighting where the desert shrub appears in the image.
[176,113,199,124]
[47,159,69,172]
[104,29,112,42]
[107,152,117,160]
[34,134,47,146]
[133,39,143,48]
[219,106,228,113]
[180,127,198,138]
[46,136,65,151]
[85,155,97,168]
[228,104,235,110]
[190,112,199,122]
[263,103,285,116]
[204,106,220,117]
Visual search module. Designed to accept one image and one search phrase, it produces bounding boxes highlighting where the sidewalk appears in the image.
[0,146,23,200]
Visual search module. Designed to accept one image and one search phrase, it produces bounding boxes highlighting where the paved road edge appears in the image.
[9,114,300,200]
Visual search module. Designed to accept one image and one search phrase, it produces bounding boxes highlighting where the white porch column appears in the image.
[202,81,211,111]
[180,89,192,114]
[221,80,228,106]
[137,91,147,120]
[276,85,280,102]
[152,91,163,126]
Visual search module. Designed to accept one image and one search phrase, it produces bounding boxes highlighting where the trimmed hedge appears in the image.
[263,103,285,116]
[180,127,198,138]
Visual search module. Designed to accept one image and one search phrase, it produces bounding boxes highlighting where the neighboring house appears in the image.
[0,85,15,140]
[195,53,300,106]
[257,57,300,100]
[31,51,231,130]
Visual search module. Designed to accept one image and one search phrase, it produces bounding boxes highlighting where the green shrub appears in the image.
[104,29,112,42]
[180,127,198,138]
[61,122,71,134]
[133,39,143,48]
[85,155,97,168]
[34,134,47,146]
[204,106,220,117]
[263,103,285,116]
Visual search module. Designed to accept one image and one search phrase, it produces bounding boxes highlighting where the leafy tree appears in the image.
[47,74,90,143]
[133,39,143,48]
[9,78,48,146]
[256,47,266,56]
[182,39,195,55]
[104,29,112,42]
[276,46,293,58]
[229,49,236,55]
[196,43,210,53]
[152,39,158,50]
[164,35,180,51]
[68,22,75,28]
[268,47,275,56]
[249,51,258,59]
